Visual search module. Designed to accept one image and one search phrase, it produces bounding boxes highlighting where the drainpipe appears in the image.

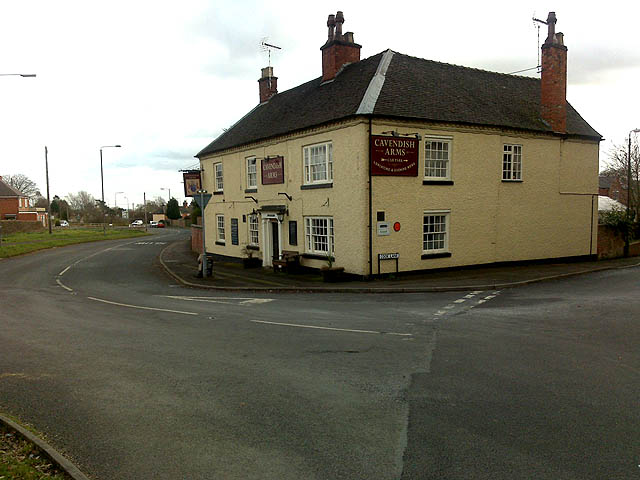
[368,115,373,278]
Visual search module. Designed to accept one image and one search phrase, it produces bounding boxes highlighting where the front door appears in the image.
[271,221,279,261]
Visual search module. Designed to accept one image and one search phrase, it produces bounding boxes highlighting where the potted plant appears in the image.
[241,246,262,268]
[320,253,344,282]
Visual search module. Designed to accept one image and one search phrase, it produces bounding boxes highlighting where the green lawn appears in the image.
[0,228,150,258]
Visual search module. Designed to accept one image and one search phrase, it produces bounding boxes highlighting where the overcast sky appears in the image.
[1,0,639,209]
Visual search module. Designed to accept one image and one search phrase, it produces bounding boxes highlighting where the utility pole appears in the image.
[144,192,148,231]
[45,146,52,234]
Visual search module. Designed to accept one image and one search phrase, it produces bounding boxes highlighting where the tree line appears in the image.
[1,174,193,224]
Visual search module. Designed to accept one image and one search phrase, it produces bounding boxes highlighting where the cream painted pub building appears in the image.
[196,11,601,277]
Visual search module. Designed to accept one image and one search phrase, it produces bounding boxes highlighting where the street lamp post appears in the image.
[625,129,640,257]
[115,191,124,218]
[100,145,121,233]
[0,73,36,77]
[160,187,171,201]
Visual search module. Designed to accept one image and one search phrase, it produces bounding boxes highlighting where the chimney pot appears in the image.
[335,11,344,38]
[327,14,336,40]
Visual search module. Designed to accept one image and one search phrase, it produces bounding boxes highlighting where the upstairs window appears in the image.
[246,157,257,189]
[303,142,333,185]
[502,144,522,181]
[214,162,224,191]
[424,138,451,180]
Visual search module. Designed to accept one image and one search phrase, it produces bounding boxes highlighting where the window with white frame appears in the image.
[304,217,334,255]
[424,138,451,179]
[214,162,224,191]
[502,144,522,181]
[423,211,449,253]
[248,214,259,245]
[216,215,225,242]
[303,142,333,185]
[246,157,257,189]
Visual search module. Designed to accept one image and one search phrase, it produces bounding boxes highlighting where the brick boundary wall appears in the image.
[597,224,640,258]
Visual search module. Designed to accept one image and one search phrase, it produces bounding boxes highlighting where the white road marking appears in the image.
[250,320,412,336]
[464,294,476,299]
[56,278,73,292]
[87,297,198,316]
[160,295,274,305]
[443,305,455,309]
[476,299,487,304]
[471,290,483,294]
[58,266,71,276]
[484,295,497,300]
[454,299,466,303]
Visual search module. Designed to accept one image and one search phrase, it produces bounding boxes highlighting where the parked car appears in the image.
[149,221,158,228]
[156,220,166,228]
[129,219,143,227]
[59,220,69,227]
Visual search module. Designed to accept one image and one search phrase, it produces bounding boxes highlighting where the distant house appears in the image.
[599,175,626,206]
[0,175,48,226]
[196,11,601,275]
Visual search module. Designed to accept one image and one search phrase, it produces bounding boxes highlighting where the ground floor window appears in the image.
[216,214,225,242]
[304,217,334,255]
[423,211,449,253]
[248,214,259,245]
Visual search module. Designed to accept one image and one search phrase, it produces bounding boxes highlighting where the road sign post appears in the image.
[195,191,212,277]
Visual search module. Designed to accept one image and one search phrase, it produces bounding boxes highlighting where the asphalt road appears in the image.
[0,228,638,479]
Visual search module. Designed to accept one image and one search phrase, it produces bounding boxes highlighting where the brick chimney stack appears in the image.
[258,66,278,103]
[320,11,361,82]
[541,11,567,133]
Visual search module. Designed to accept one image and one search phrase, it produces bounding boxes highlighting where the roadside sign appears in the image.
[193,193,212,209]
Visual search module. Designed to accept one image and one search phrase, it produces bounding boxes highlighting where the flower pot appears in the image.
[321,266,344,283]
[243,257,262,269]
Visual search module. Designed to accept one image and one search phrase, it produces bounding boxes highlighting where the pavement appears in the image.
[159,236,640,292]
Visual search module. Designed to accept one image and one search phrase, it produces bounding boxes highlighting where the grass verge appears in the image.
[0,228,150,258]
[0,422,73,479]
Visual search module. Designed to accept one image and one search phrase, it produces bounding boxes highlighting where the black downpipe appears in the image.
[368,116,373,278]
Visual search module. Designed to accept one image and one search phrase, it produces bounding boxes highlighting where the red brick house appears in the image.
[0,175,48,225]
[599,175,626,206]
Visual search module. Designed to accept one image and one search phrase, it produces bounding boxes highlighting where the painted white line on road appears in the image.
[160,295,274,305]
[56,278,73,292]
[454,299,466,303]
[250,319,412,336]
[484,295,497,300]
[471,290,483,294]
[87,297,198,316]
[443,305,455,309]
[58,266,71,276]
[464,294,476,299]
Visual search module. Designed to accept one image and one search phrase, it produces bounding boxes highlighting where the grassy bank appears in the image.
[0,422,73,479]
[0,228,150,258]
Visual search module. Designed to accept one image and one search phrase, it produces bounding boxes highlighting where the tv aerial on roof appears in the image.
[260,38,282,67]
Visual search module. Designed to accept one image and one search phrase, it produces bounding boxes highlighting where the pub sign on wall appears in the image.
[261,156,285,185]
[371,135,419,176]
[182,170,202,197]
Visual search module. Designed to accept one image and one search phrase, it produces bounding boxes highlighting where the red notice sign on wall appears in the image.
[371,135,419,176]
[262,156,284,184]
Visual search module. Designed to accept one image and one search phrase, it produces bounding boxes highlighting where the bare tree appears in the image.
[66,191,101,222]
[602,136,640,220]
[2,173,41,200]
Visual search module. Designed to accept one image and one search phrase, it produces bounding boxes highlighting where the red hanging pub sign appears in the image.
[370,135,419,176]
